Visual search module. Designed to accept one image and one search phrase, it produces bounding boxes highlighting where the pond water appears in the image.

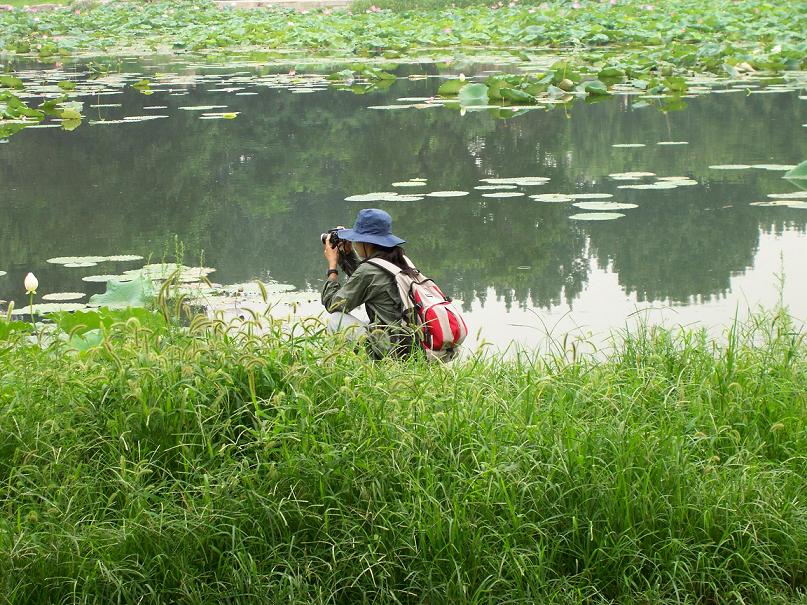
[1,57,806,351]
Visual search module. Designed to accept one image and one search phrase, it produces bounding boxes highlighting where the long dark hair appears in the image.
[373,245,419,278]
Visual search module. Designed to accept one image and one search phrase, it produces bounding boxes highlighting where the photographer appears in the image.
[321,208,418,359]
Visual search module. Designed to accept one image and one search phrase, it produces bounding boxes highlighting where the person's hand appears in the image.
[323,235,339,267]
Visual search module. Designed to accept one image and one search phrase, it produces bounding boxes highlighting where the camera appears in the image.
[320,227,343,248]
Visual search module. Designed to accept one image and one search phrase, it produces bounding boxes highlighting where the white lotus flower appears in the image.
[24,272,38,294]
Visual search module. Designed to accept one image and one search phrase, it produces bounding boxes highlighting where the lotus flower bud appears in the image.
[24,272,38,294]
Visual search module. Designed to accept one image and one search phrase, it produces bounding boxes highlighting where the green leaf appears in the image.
[664,76,688,93]
[52,307,165,336]
[784,161,807,180]
[0,320,33,340]
[499,87,535,104]
[60,108,82,121]
[0,76,24,90]
[88,275,155,309]
[583,80,610,96]
[328,69,354,81]
[57,80,77,91]
[67,328,104,352]
[457,83,489,106]
[437,79,465,96]
[598,66,625,80]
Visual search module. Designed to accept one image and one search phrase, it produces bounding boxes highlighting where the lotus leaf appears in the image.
[88,274,154,309]
[458,83,489,107]
[572,202,638,210]
[568,212,626,221]
[482,192,525,198]
[11,303,87,316]
[783,161,807,179]
[531,194,574,203]
[42,292,86,301]
[425,191,469,197]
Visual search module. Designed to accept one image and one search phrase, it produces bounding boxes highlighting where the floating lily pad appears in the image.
[572,202,638,210]
[570,193,614,200]
[662,179,699,186]
[42,292,86,301]
[63,262,98,268]
[608,172,655,180]
[367,104,415,110]
[425,191,469,197]
[480,177,550,186]
[657,141,689,145]
[0,271,6,277]
[709,164,751,170]
[568,212,625,221]
[752,164,797,171]
[345,192,400,202]
[199,112,239,120]
[391,181,427,187]
[530,194,574,202]
[612,143,646,148]
[106,255,144,262]
[47,256,108,264]
[123,115,170,122]
[618,182,678,190]
[766,191,807,199]
[127,264,216,282]
[474,185,518,190]
[179,105,228,111]
[82,274,134,283]
[482,192,525,198]
[11,303,87,316]
[750,200,795,207]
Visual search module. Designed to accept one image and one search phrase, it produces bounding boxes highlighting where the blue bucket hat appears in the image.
[337,208,406,248]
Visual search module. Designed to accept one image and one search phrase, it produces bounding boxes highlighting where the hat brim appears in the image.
[337,229,406,247]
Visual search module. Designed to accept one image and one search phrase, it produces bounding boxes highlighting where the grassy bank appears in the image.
[0,307,805,603]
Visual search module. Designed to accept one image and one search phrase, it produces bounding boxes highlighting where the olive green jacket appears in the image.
[321,251,404,327]
[321,252,415,357]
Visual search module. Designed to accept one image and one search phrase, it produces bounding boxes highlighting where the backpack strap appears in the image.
[364,257,403,275]
[364,257,419,316]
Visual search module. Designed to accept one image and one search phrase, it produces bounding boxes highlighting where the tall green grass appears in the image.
[0,308,805,603]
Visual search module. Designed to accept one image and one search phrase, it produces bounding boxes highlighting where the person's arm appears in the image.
[338,249,361,276]
[321,264,372,313]
[322,238,370,312]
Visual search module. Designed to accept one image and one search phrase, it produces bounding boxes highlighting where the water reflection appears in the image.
[0,60,805,345]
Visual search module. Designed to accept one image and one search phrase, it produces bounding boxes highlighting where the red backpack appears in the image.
[366,256,468,361]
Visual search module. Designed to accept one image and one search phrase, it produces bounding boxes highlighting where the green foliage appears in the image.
[50,307,166,336]
[0,309,805,602]
[457,81,488,106]
[0,319,33,340]
[0,0,804,78]
[87,274,155,309]
[785,161,807,180]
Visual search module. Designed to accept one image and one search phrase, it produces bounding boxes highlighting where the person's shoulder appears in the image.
[350,261,378,278]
